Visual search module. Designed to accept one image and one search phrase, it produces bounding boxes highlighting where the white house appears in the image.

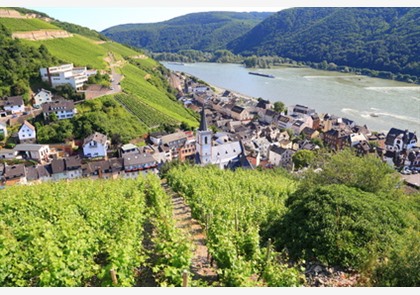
[33,89,52,108]
[268,145,295,168]
[349,133,368,147]
[83,132,109,158]
[0,121,7,139]
[14,144,50,162]
[18,121,36,144]
[385,128,418,154]
[42,99,76,120]
[3,96,25,114]
[40,64,88,90]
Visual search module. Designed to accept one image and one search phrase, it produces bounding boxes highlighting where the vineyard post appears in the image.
[265,238,272,264]
[182,270,189,287]
[110,269,118,285]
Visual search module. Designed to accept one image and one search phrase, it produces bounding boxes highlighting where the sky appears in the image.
[1,0,417,32]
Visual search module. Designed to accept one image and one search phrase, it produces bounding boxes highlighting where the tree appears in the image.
[302,149,401,194]
[292,150,315,170]
[273,101,285,113]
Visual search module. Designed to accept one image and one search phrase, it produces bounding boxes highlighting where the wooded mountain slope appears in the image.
[101,11,272,53]
[227,7,420,76]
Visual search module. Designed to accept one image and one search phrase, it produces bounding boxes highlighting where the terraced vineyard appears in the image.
[101,42,141,59]
[115,94,178,128]
[0,176,194,287]
[121,63,198,127]
[23,35,108,70]
[0,17,60,31]
[166,165,304,287]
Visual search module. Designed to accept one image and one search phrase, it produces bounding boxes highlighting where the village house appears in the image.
[230,106,252,122]
[3,96,25,114]
[50,158,66,181]
[83,132,109,158]
[40,64,89,90]
[259,109,278,124]
[354,141,372,156]
[0,121,7,139]
[42,99,76,120]
[268,145,295,169]
[278,115,294,130]
[3,164,27,186]
[33,89,52,108]
[256,99,272,110]
[323,129,351,150]
[291,120,308,135]
[385,128,418,154]
[301,127,320,140]
[288,104,316,116]
[14,144,50,162]
[349,133,368,147]
[18,121,36,144]
[25,165,52,184]
[64,155,83,179]
[0,148,18,160]
[119,143,140,157]
[179,138,196,162]
[311,114,321,130]
[122,153,158,178]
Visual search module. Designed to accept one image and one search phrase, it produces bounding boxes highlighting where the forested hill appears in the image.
[227,7,420,76]
[101,11,273,52]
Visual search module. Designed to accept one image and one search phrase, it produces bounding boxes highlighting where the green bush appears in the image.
[275,184,410,272]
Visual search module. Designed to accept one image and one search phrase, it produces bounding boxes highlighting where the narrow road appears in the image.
[161,180,218,285]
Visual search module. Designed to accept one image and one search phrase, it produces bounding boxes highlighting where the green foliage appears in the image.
[228,7,420,79]
[277,184,411,272]
[273,101,285,113]
[301,149,401,194]
[0,17,59,31]
[167,165,303,287]
[35,95,147,143]
[102,12,272,53]
[372,228,420,286]
[87,72,111,87]
[23,35,108,70]
[0,25,58,97]
[0,178,148,286]
[292,150,315,170]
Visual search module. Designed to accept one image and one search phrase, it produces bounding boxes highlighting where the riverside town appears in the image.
[0,6,419,289]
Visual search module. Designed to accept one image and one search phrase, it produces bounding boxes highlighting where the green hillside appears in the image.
[102,11,272,53]
[0,8,199,135]
[22,35,108,70]
[227,7,420,77]
[0,17,59,31]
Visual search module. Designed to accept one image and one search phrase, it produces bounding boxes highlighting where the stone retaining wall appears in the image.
[12,30,73,41]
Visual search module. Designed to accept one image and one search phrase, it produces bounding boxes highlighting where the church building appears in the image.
[195,106,252,169]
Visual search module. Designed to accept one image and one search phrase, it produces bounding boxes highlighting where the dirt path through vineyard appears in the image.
[161,180,218,285]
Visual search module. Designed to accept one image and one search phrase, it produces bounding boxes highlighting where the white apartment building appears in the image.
[40,64,89,90]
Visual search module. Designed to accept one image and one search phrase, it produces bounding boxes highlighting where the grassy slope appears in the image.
[22,35,108,70]
[0,17,59,31]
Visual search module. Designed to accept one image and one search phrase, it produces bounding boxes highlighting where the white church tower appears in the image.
[196,106,212,165]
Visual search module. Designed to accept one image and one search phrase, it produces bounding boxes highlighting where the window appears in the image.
[204,136,208,145]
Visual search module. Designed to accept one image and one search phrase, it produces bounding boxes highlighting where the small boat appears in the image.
[370,113,379,117]
[248,72,275,78]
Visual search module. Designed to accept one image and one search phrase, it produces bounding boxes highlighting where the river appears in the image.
[162,62,420,135]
